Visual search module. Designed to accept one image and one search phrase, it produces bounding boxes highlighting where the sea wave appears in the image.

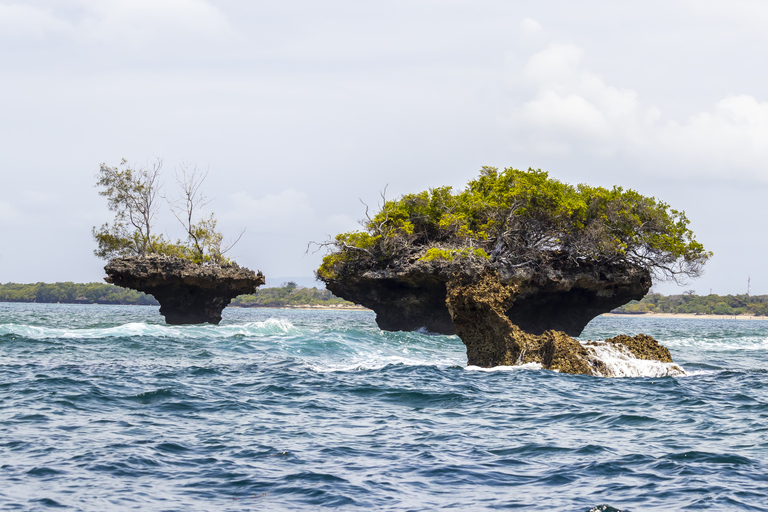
[3,306,768,510]
[663,336,768,351]
[0,318,300,341]
[585,341,686,378]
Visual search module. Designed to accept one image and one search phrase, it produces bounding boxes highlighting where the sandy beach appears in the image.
[232,304,371,311]
[603,312,768,320]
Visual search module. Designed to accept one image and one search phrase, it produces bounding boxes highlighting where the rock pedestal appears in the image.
[445,271,679,375]
[323,255,651,337]
[320,252,681,375]
[104,255,265,325]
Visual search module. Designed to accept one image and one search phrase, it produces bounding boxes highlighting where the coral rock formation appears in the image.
[104,254,265,324]
[322,253,680,376]
[445,271,681,376]
[324,253,651,337]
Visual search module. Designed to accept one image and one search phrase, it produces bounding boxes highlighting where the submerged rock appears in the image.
[104,254,265,324]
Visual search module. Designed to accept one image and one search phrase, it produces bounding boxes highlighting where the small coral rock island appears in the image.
[316,167,710,376]
[93,158,264,324]
[104,255,264,325]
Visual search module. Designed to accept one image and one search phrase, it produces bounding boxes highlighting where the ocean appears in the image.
[2,303,768,511]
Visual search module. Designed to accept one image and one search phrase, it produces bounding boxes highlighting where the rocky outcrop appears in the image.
[445,271,681,376]
[104,255,265,324]
[322,252,680,376]
[323,252,651,337]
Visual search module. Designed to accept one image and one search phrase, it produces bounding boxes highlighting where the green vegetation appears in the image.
[3,281,760,315]
[93,159,240,264]
[0,282,351,308]
[317,167,711,282]
[231,282,353,308]
[613,293,768,316]
[0,282,158,305]
[419,247,491,262]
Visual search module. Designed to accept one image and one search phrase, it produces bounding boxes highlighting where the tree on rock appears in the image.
[318,167,710,283]
[93,158,239,264]
[93,158,263,325]
[315,167,711,369]
[92,158,164,259]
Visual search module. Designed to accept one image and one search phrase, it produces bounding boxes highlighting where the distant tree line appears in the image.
[10,281,759,314]
[613,292,768,316]
[230,282,352,307]
[0,282,158,305]
[0,281,351,308]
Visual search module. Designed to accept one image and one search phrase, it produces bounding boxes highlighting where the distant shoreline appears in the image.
[603,312,768,320]
[231,304,370,311]
[4,302,767,317]
[0,301,370,311]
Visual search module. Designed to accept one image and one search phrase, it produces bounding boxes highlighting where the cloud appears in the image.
[21,190,57,204]
[659,95,768,169]
[520,17,541,35]
[523,43,583,86]
[683,0,768,30]
[0,0,235,43]
[0,3,67,39]
[80,0,233,41]
[224,189,315,232]
[512,42,768,179]
[518,43,646,155]
[0,201,18,224]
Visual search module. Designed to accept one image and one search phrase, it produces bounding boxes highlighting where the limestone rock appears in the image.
[104,254,265,324]
[444,270,680,376]
[323,250,650,337]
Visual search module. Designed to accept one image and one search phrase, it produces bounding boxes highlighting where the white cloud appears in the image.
[513,42,768,178]
[520,17,541,34]
[0,3,67,39]
[22,190,57,204]
[523,43,583,86]
[224,189,315,231]
[683,0,768,30]
[0,201,18,223]
[79,0,232,41]
[0,0,234,42]
[518,43,647,155]
[659,95,768,169]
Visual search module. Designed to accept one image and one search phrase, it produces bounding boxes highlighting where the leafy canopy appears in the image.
[318,167,711,282]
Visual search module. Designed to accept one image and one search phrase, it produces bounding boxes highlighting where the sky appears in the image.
[1,0,767,295]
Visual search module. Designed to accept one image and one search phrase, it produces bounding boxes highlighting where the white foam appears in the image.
[465,362,544,372]
[664,336,768,352]
[0,318,300,340]
[585,341,686,378]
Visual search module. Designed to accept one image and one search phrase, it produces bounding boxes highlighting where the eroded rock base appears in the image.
[104,255,265,325]
[446,271,682,376]
[322,255,651,338]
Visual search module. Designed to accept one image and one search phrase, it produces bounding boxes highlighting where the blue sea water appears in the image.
[2,303,768,511]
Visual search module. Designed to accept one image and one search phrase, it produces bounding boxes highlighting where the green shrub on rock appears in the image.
[317,167,711,282]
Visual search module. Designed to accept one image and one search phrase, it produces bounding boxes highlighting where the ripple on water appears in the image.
[2,306,768,510]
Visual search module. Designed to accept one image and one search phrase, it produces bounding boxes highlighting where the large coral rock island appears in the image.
[104,254,265,324]
[316,167,710,376]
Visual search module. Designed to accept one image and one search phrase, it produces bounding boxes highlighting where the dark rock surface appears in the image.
[323,252,651,337]
[444,270,680,375]
[104,255,265,324]
[322,251,678,375]
[324,272,456,334]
